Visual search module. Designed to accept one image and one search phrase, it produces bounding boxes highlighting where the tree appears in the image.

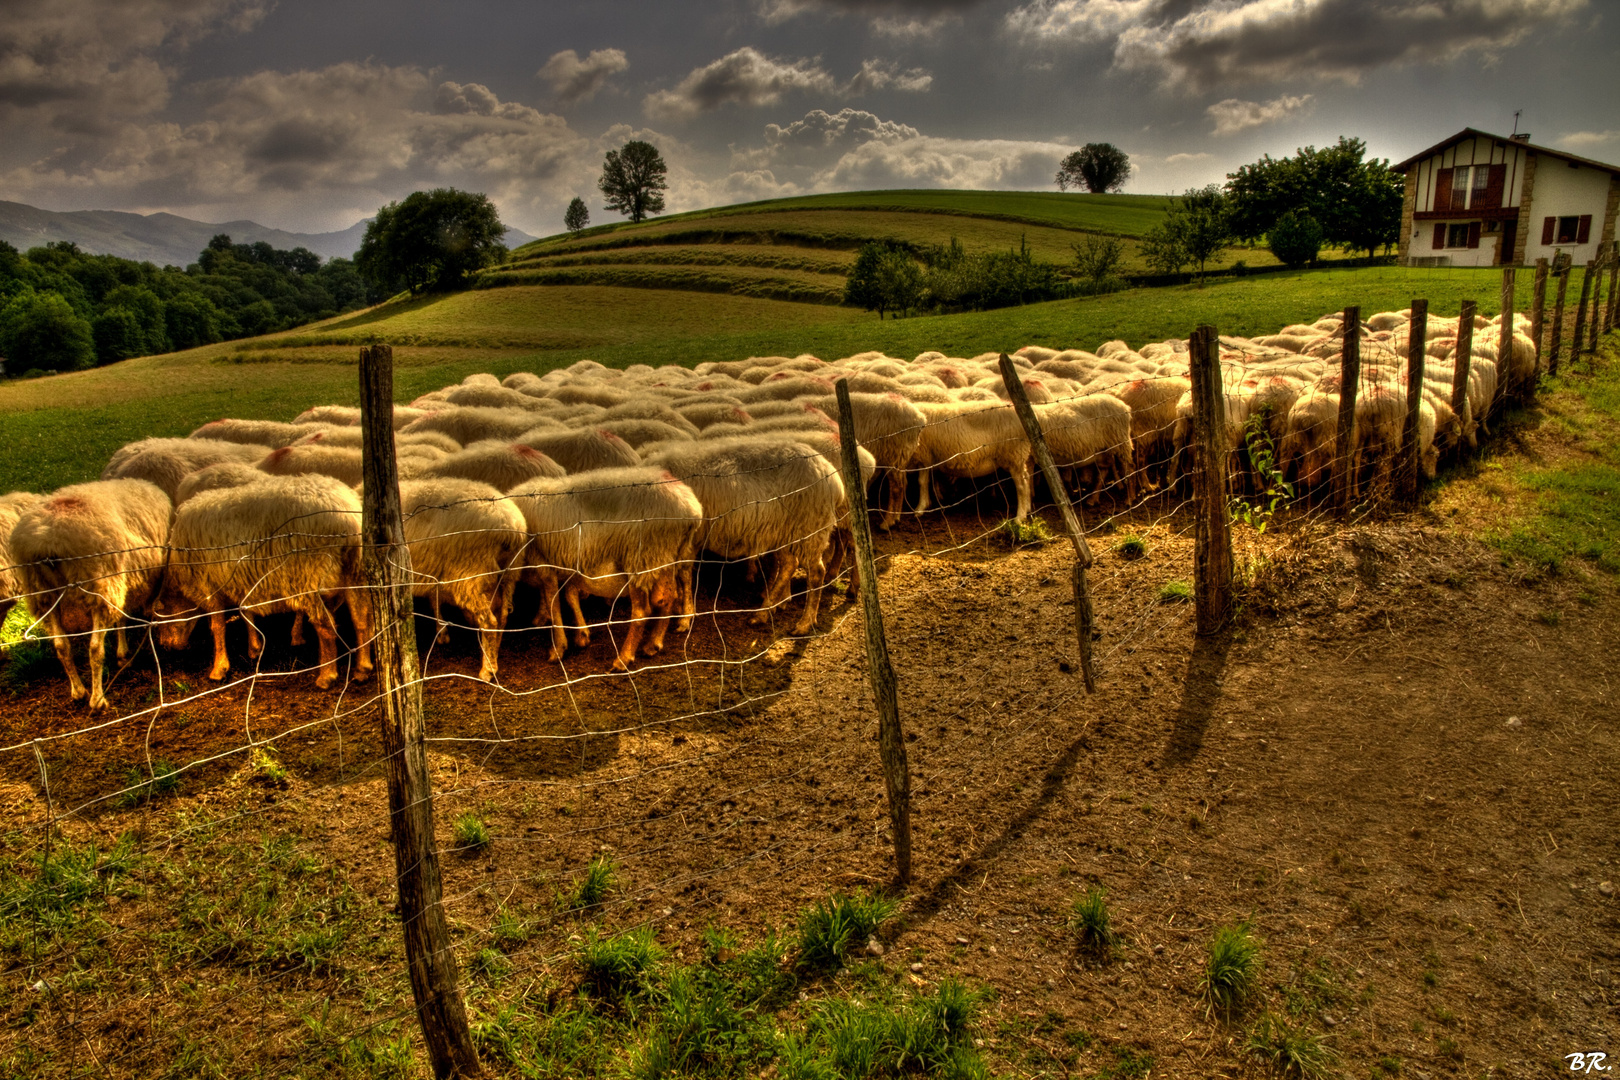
[1056,143,1133,194]
[1178,185,1233,283]
[1138,217,1189,277]
[1226,137,1402,258]
[599,141,668,224]
[357,188,508,296]
[845,241,922,319]
[1071,234,1125,287]
[1268,210,1323,268]
[564,196,590,233]
[0,292,95,372]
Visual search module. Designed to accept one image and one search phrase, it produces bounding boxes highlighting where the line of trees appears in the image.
[844,237,1074,318]
[0,236,370,375]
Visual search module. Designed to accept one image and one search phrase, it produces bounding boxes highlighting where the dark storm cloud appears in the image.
[537,48,630,107]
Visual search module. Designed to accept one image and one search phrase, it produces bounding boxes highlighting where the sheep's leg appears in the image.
[46,612,87,703]
[566,584,591,648]
[346,589,373,682]
[289,612,306,647]
[913,467,933,513]
[115,622,131,663]
[244,615,265,660]
[431,591,452,645]
[305,601,341,690]
[674,560,695,632]
[792,546,827,636]
[541,578,567,662]
[754,554,797,626]
[86,616,112,713]
[207,609,231,682]
[454,575,504,683]
[642,573,677,657]
[880,467,904,530]
[1012,457,1034,522]
[612,588,649,672]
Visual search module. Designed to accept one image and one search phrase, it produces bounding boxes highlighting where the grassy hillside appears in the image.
[0,263,1577,494]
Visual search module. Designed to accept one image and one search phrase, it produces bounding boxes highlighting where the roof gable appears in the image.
[1394,128,1620,176]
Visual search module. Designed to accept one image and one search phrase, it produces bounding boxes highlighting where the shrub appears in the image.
[0,292,95,372]
[565,854,616,909]
[796,891,898,970]
[1203,920,1262,1016]
[1069,886,1119,957]
[1072,234,1126,285]
[1268,211,1324,269]
[1159,580,1193,603]
[1114,534,1147,559]
[1246,1012,1336,1078]
[453,812,491,854]
[578,925,663,1000]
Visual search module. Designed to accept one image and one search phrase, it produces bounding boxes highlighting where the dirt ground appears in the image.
[1,472,1615,1079]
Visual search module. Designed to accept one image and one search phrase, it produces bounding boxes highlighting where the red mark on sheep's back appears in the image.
[265,447,293,466]
[598,429,625,443]
[47,495,88,514]
[512,444,541,459]
[658,469,678,484]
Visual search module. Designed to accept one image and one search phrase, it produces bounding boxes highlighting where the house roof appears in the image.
[1394,128,1620,175]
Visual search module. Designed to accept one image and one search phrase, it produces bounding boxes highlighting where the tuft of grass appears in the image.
[1535,608,1562,626]
[1246,1012,1336,1078]
[1069,885,1120,958]
[1001,516,1054,547]
[470,946,510,983]
[248,745,287,785]
[1202,919,1262,1017]
[564,854,616,910]
[1159,579,1193,603]
[118,759,180,808]
[453,812,491,854]
[807,978,985,1079]
[578,925,664,1001]
[1095,1046,1155,1079]
[795,890,899,971]
[1114,533,1148,559]
[491,906,531,949]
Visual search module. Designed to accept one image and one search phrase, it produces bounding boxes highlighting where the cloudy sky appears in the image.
[2,0,1615,236]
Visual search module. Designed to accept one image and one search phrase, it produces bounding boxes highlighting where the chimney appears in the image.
[1510,133,1531,144]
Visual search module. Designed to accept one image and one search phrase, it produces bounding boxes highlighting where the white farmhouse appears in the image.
[1394,128,1620,267]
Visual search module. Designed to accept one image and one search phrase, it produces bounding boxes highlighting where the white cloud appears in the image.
[819,133,1072,189]
[1007,0,1588,92]
[758,0,980,36]
[1205,93,1313,136]
[1557,130,1620,153]
[1164,152,1211,164]
[537,48,629,107]
[644,47,931,122]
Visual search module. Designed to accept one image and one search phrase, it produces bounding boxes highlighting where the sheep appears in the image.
[402,407,558,446]
[103,438,270,500]
[1107,375,1190,488]
[292,426,462,455]
[509,467,704,668]
[746,430,875,598]
[599,400,701,435]
[293,405,430,430]
[154,473,371,689]
[735,375,835,404]
[514,427,642,474]
[396,478,528,682]
[174,462,266,507]
[258,444,365,488]
[10,480,171,711]
[644,438,842,636]
[0,491,46,626]
[191,419,326,447]
[675,402,753,430]
[547,382,630,408]
[445,384,550,411]
[908,397,1033,522]
[594,419,697,450]
[806,391,925,530]
[413,441,566,492]
[1279,387,1341,488]
[1035,394,1136,504]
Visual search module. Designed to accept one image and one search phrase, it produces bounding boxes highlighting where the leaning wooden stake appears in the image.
[1529,257,1549,381]
[1549,259,1571,375]
[1186,328,1234,635]
[1573,259,1595,357]
[1606,245,1620,333]
[359,344,483,1080]
[1402,299,1428,505]
[834,380,912,885]
[1332,306,1362,515]
[1452,300,1475,455]
[1588,252,1607,351]
[995,354,1097,690]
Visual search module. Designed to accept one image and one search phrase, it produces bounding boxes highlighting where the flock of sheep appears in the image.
[0,304,1532,714]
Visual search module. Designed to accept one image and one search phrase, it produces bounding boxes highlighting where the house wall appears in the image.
[1410,137,1530,214]
[1520,160,1615,264]
[1408,223,1502,267]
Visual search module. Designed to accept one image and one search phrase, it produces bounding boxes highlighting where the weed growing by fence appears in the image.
[1203,920,1263,1017]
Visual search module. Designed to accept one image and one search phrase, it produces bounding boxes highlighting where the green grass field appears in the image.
[0,263,1584,495]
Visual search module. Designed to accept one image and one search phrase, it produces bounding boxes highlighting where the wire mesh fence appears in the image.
[0,262,1613,1076]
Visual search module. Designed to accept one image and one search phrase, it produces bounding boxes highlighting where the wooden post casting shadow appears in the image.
[1402,299,1428,505]
[1497,269,1515,409]
[1573,259,1595,357]
[995,353,1097,692]
[1333,306,1361,516]
[358,344,483,1080]
[1529,257,1549,389]
[1187,326,1233,635]
[834,379,911,885]
[1549,258,1571,376]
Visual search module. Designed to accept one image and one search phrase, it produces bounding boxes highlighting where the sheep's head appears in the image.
[150,586,200,651]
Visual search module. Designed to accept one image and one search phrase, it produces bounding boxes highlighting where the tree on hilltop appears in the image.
[1056,144,1133,194]
[599,141,667,225]
[564,196,590,233]
[357,188,507,296]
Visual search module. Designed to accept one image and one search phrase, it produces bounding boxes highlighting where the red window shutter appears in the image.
[1577,214,1593,243]
[1483,163,1506,208]
[1433,223,1447,249]
[1467,222,1482,249]
[1433,168,1453,213]
[1542,216,1556,244]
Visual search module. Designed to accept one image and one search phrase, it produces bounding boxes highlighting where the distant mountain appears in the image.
[0,201,537,268]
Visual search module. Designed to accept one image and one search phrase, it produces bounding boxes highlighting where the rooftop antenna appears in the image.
[1511,110,1522,136]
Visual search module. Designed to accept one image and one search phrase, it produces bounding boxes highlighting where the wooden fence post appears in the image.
[834,380,912,885]
[1589,251,1608,350]
[1452,300,1475,455]
[1332,306,1361,515]
[1402,299,1428,505]
[1549,258,1570,375]
[1529,257,1549,378]
[358,344,483,1080]
[1187,326,1233,635]
[1573,259,1595,357]
[1497,268,1516,406]
[1606,243,1620,333]
[995,354,1097,692]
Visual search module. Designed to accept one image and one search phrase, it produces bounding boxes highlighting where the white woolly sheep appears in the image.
[403,407,561,446]
[509,467,704,668]
[908,397,1033,522]
[0,491,46,626]
[155,473,370,689]
[413,441,566,493]
[258,444,365,488]
[190,419,323,447]
[514,427,642,474]
[103,438,270,500]
[11,480,171,711]
[806,391,925,530]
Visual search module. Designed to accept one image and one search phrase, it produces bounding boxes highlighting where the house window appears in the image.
[1557,216,1580,244]
[1448,223,1472,248]
[1469,166,1490,208]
